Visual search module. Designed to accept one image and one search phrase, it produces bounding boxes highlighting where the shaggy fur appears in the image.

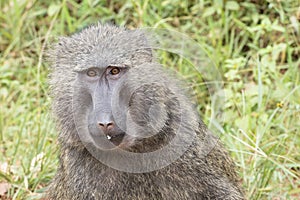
[47,23,245,200]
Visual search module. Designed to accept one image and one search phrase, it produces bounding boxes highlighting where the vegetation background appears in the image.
[0,0,299,199]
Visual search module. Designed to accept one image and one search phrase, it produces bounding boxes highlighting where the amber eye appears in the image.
[87,69,97,77]
[110,67,120,75]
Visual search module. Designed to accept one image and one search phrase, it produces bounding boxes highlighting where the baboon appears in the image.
[47,23,245,200]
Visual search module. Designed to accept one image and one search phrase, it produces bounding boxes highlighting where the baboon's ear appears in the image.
[125,30,153,64]
[46,37,61,69]
[46,36,71,69]
[135,32,153,63]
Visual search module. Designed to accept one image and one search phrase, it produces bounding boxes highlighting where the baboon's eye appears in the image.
[87,69,97,77]
[110,67,120,75]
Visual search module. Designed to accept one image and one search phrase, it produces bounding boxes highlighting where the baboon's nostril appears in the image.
[107,122,113,128]
[98,123,105,127]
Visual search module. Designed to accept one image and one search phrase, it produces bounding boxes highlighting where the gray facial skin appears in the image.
[79,66,128,145]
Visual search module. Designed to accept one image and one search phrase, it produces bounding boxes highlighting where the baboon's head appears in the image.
[49,23,197,153]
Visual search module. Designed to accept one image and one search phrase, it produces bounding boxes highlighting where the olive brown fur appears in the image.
[47,23,245,200]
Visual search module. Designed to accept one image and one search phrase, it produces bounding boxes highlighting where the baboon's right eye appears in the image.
[87,69,97,77]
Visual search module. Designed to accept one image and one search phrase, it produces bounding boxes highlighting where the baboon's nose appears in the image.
[98,122,114,133]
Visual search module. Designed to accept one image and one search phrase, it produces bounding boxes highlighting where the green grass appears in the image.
[0,0,299,199]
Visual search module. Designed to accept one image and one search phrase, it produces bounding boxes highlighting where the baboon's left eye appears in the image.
[87,69,97,77]
[110,67,120,75]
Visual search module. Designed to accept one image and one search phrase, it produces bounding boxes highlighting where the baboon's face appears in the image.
[76,65,129,147]
[68,29,181,152]
[73,62,179,152]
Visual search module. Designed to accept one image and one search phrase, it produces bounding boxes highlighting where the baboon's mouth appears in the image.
[106,132,125,146]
